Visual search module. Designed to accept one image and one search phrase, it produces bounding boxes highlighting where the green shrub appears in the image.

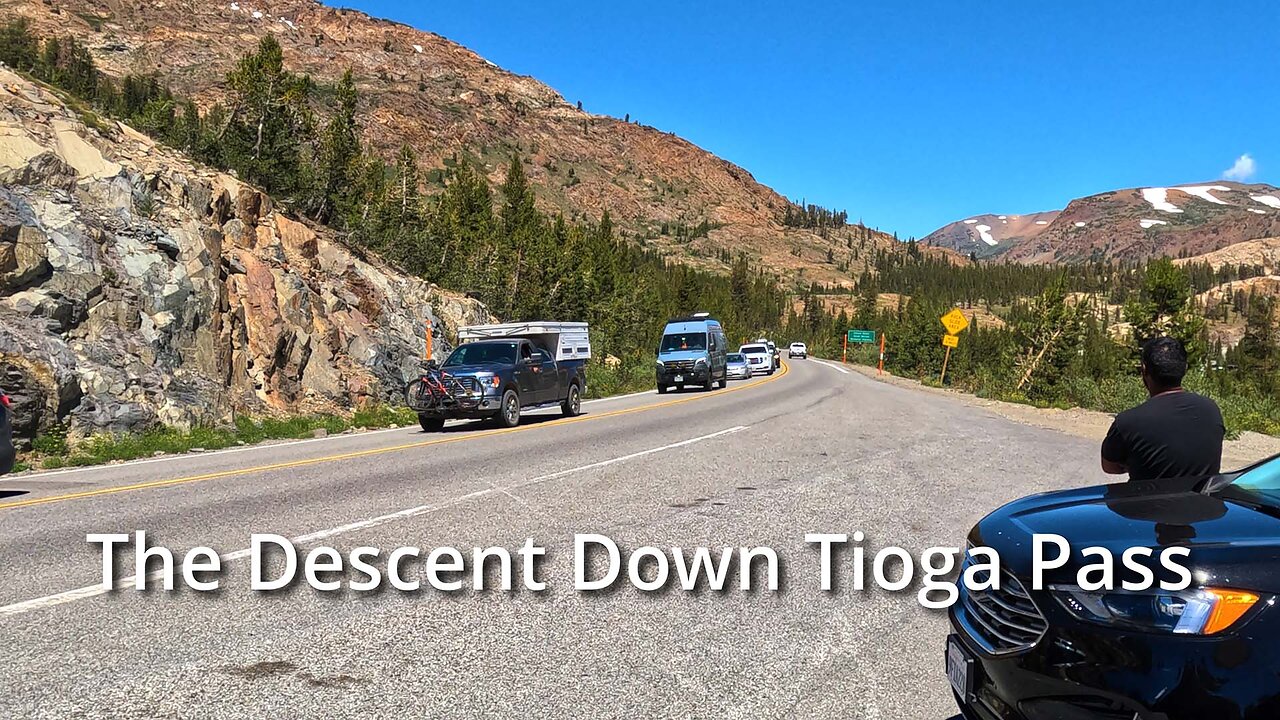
[584,355,654,399]
[351,404,416,428]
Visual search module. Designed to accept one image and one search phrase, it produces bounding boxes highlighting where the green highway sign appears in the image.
[847,329,876,343]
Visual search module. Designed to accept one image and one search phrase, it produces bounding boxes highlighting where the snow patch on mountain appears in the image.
[1142,188,1184,214]
[975,224,996,245]
[1178,185,1231,205]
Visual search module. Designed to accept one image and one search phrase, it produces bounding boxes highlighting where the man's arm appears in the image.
[1100,421,1128,475]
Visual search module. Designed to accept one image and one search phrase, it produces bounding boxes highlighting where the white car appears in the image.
[788,342,807,359]
[739,343,774,376]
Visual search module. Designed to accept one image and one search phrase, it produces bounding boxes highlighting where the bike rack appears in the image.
[405,370,485,412]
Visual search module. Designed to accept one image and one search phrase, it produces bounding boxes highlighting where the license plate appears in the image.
[947,636,974,700]
[673,375,683,383]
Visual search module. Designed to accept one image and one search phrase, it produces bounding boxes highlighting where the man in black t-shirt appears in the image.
[1101,337,1225,481]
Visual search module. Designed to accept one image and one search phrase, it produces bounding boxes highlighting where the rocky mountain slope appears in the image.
[6,0,900,287]
[0,67,488,441]
[924,182,1280,264]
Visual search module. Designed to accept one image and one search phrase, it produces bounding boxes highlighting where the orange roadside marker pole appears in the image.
[877,333,886,376]
[842,333,848,364]
[425,321,433,361]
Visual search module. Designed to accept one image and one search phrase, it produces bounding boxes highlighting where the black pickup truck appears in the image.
[407,338,587,431]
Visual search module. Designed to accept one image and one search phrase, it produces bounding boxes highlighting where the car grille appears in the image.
[959,553,1048,654]
[663,360,696,371]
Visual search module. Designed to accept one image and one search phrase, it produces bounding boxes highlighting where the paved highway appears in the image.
[0,358,1116,719]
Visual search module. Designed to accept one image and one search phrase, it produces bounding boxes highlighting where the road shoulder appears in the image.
[843,363,1280,469]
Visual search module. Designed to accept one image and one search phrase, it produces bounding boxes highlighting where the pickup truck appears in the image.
[407,322,590,431]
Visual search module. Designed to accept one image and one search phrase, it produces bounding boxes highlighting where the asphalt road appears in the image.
[0,358,1117,719]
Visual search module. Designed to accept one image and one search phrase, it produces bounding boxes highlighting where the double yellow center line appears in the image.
[0,361,790,512]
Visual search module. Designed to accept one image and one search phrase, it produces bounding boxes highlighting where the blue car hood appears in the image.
[972,478,1280,592]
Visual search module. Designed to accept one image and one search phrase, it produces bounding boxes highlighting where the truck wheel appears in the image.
[703,375,714,392]
[497,390,521,428]
[562,383,582,417]
[717,373,727,389]
[418,415,445,432]
[657,384,668,395]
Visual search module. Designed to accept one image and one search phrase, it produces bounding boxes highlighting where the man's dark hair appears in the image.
[1141,336,1188,388]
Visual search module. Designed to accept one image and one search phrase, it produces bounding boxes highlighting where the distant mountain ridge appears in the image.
[921,210,1059,259]
[924,181,1280,263]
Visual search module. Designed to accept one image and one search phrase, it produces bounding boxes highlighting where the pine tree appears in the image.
[311,68,362,223]
[0,19,38,70]
[223,34,314,194]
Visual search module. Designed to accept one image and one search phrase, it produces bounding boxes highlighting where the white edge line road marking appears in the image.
[810,358,850,375]
[0,425,748,617]
[8,389,662,482]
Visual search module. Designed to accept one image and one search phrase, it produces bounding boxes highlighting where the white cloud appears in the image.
[1223,153,1256,181]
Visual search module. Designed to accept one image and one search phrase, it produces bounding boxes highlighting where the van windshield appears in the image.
[660,332,707,352]
[444,342,518,366]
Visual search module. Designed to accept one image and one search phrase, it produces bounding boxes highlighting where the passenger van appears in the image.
[655,313,728,393]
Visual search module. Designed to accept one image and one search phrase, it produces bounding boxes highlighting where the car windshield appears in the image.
[1224,456,1280,509]
[740,344,766,354]
[660,332,706,352]
[727,354,745,362]
[444,342,518,366]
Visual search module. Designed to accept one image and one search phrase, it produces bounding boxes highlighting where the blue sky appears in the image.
[347,0,1274,238]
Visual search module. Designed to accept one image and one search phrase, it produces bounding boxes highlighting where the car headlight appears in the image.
[694,357,707,366]
[655,361,665,370]
[1050,585,1262,635]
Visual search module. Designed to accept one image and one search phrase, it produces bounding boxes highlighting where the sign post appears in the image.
[938,309,970,384]
[940,333,959,383]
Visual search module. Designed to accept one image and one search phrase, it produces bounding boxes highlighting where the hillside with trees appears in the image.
[780,250,1280,436]
[5,0,910,288]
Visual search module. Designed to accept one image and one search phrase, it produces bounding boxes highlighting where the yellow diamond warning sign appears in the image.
[940,308,970,335]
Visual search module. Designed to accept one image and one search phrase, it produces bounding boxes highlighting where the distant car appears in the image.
[0,390,13,475]
[739,343,774,376]
[725,353,751,380]
[764,340,780,369]
[788,342,807,359]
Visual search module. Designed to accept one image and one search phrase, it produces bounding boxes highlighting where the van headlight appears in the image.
[1050,585,1262,635]
[695,357,707,366]
[655,361,665,370]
